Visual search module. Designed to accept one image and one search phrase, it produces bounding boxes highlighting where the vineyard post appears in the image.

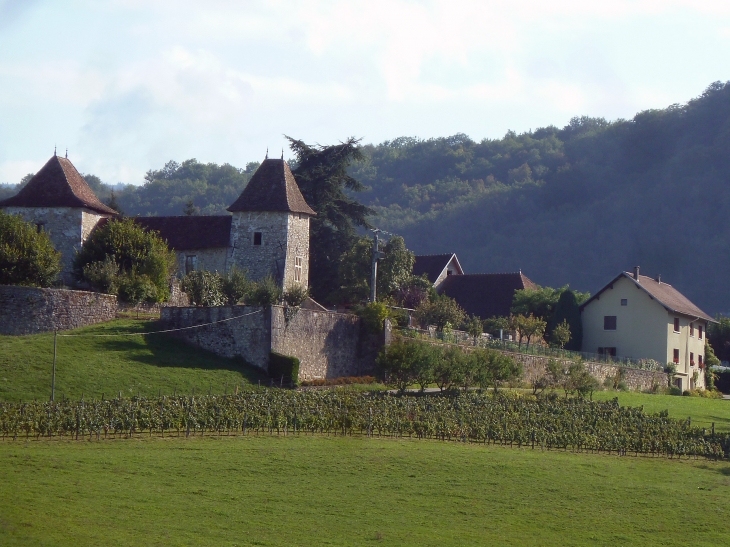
[51,331,57,402]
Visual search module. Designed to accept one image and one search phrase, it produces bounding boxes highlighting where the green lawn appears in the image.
[0,320,267,402]
[591,390,730,432]
[0,435,728,546]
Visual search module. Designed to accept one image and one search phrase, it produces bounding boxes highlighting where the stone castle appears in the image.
[0,153,316,289]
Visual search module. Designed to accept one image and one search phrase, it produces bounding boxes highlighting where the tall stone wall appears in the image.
[283,214,310,289]
[160,306,270,369]
[0,285,117,335]
[271,306,378,380]
[173,247,229,276]
[159,305,380,379]
[229,211,289,285]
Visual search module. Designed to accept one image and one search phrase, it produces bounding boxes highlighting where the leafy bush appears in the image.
[222,266,253,305]
[283,284,310,307]
[357,301,390,334]
[181,270,226,306]
[74,218,176,302]
[269,352,300,387]
[82,255,120,293]
[248,276,283,306]
[414,294,466,331]
[0,211,61,287]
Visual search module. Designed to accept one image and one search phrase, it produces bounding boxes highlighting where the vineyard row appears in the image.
[1,391,728,460]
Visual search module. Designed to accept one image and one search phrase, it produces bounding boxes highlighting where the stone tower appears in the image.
[0,153,118,284]
[227,158,316,289]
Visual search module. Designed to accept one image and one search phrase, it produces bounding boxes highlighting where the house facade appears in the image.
[581,267,712,391]
[0,153,316,290]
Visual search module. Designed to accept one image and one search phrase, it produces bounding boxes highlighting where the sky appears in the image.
[1,0,729,185]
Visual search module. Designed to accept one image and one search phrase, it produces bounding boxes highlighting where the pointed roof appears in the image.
[438,272,538,319]
[0,155,117,215]
[227,158,315,215]
[580,271,714,322]
[413,253,464,284]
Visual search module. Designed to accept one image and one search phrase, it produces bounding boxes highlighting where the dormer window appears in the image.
[253,232,262,246]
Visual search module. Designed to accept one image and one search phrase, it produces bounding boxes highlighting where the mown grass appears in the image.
[0,320,267,402]
[591,390,730,432]
[0,435,729,546]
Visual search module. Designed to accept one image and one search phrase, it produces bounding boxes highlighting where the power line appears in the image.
[57,309,263,338]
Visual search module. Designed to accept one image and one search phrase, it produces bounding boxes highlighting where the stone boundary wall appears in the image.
[159,305,381,379]
[0,285,117,335]
[160,305,270,369]
[271,306,379,381]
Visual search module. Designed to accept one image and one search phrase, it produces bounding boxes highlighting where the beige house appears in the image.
[581,267,713,391]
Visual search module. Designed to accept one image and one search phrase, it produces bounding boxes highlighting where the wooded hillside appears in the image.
[353,81,730,315]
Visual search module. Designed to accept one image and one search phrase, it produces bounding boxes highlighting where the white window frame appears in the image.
[294,256,303,283]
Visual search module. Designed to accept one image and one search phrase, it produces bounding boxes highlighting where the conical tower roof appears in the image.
[0,155,118,215]
[227,158,316,215]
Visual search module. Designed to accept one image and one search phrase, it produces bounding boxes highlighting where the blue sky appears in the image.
[1,0,728,185]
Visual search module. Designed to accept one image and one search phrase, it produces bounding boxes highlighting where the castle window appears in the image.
[35,222,45,233]
[253,232,262,246]
[294,256,303,283]
[185,255,197,274]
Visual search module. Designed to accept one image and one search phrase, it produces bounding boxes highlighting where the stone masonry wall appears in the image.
[0,285,117,335]
[283,214,310,289]
[159,305,380,379]
[160,305,270,369]
[229,211,289,286]
[174,247,229,276]
[271,306,378,381]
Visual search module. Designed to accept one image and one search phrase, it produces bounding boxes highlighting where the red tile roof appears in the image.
[581,272,714,322]
[133,216,232,250]
[227,158,315,215]
[0,155,117,215]
[437,272,538,319]
[413,253,463,283]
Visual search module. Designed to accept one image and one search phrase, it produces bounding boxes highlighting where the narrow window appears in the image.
[673,349,680,364]
[673,318,680,333]
[294,256,302,283]
[690,352,695,366]
[35,223,45,233]
[698,325,703,340]
[253,232,262,246]
[698,355,703,367]
[604,316,617,330]
[690,324,694,337]
[620,298,627,306]
[185,255,197,274]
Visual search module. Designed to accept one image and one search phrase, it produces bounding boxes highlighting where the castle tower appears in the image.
[0,154,118,284]
[227,158,316,289]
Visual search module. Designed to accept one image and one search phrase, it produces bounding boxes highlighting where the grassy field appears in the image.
[0,320,266,402]
[591,390,730,432]
[0,435,728,546]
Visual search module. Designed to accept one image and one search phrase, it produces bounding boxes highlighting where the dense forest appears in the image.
[2,82,729,313]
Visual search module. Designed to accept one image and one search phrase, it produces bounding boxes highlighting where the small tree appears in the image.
[434,345,462,392]
[221,266,252,305]
[415,294,466,331]
[465,315,483,344]
[376,339,420,393]
[181,270,225,306]
[411,343,437,392]
[551,319,571,349]
[0,211,61,287]
[510,314,547,349]
[248,276,283,306]
[357,301,390,334]
[485,350,522,392]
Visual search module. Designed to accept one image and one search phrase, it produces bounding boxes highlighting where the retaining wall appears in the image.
[0,285,117,335]
[159,305,380,379]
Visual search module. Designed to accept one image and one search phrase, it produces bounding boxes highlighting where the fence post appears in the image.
[51,331,57,402]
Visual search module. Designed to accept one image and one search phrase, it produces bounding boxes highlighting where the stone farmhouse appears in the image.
[581,267,713,391]
[413,253,538,319]
[0,153,316,289]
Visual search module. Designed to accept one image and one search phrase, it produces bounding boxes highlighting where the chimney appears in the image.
[633,266,640,281]
[656,273,661,284]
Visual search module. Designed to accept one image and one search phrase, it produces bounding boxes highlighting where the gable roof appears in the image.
[133,216,232,250]
[438,272,538,319]
[413,253,463,284]
[227,158,315,215]
[580,271,714,322]
[0,155,118,215]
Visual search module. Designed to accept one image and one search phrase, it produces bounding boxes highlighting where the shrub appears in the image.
[117,272,160,304]
[283,284,310,307]
[248,276,283,306]
[414,294,466,331]
[0,210,61,287]
[669,386,682,396]
[74,217,176,302]
[222,266,252,305]
[82,255,120,293]
[269,352,300,387]
[181,270,226,306]
[376,339,421,393]
[357,301,390,334]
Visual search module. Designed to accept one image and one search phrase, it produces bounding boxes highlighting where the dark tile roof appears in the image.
[438,272,538,319]
[413,253,462,283]
[581,271,714,322]
[0,155,117,215]
[227,158,315,215]
[133,216,232,250]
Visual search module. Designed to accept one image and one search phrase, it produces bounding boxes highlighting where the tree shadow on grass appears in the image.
[98,333,268,384]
